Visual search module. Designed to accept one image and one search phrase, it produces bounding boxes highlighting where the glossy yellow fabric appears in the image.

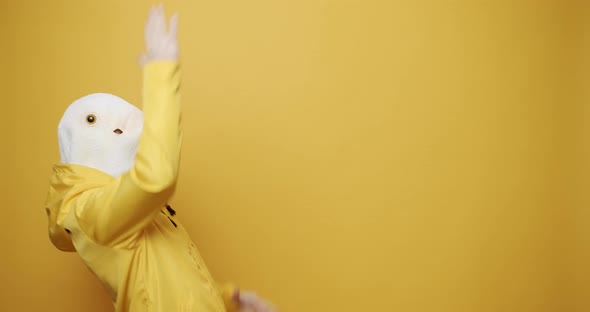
[45,61,238,312]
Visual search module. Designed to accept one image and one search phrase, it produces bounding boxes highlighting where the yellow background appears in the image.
[1,1,588,311]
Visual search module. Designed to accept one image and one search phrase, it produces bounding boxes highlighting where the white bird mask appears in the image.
[57,93,144,177]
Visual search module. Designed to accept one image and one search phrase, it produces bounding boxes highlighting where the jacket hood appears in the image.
[45,163,114,252]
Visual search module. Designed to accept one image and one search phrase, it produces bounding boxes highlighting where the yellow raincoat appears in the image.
[44,61,238,312]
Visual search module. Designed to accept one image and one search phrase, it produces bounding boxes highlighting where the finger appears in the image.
[249,300,262,311]
[145,6,157,38]
[169,13,178,37]
[158,3,166,25]
[145,6,153,30]
[154,4,166,37]
[258,299,275,312]
[255,301,269,312]
[242,292,258,305]
[267,302,277,312]
[149,4,159,24]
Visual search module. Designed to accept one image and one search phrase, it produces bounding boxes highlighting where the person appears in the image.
[44,4,276,312]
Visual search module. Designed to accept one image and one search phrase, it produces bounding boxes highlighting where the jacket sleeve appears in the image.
[73,61,183,248]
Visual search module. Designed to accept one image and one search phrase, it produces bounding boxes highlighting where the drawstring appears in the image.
[165,204,177,228]
[166,204,176,216]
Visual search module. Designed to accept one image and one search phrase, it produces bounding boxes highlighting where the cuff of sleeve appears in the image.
[218,282,240,312]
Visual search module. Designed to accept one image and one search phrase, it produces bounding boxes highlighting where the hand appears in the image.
[139,3,178,67]
[233,289,277,312]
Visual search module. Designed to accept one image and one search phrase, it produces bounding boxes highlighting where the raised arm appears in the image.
[73,5,182,248]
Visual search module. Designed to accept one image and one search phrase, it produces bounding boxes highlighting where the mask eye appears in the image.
[86,114,97,125]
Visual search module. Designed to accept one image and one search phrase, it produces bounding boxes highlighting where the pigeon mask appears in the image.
[57,93,144,177]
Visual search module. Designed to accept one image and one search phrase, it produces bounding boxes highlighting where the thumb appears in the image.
[138,53,149,67]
